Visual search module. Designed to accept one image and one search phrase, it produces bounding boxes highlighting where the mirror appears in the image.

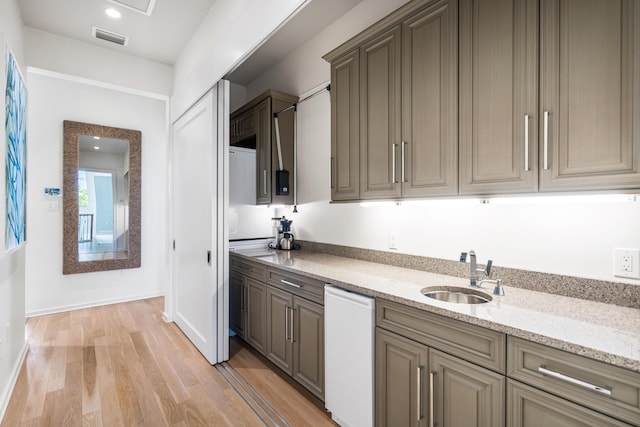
[63,120,141,274]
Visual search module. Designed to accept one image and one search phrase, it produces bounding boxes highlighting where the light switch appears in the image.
[46,201,59,211]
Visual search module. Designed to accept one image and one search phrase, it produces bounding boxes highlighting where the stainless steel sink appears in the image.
[421,286,492,304]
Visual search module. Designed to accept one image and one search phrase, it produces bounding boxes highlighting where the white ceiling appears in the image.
[17,0,217,65]
[17,0,363,83]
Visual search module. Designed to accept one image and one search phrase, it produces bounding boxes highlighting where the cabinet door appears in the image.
[540,0,640,191]
[292,297,324,400]
[331,50,360,201]
[229,273,245,338]
[508,380,632,427]
[430,349,505,427]
[376,328,429,427]
[459,0,539,195]
[360,25,402,200]
[266,285,292,374]
[237,109,256,140]
[246,278,266,355]
[402,0,458,197]
[255,98,272,204]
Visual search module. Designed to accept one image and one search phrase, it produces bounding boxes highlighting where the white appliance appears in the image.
[228,147,274,241]
[325,285,375,427]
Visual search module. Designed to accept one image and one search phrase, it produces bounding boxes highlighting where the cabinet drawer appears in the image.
[230,256,266,282]
[267,268,324,305]
[376,298,505,373]
[507,379,632,427]
[508,336,640,425]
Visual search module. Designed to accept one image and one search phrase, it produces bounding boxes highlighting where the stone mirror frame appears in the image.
[62,120,141,274]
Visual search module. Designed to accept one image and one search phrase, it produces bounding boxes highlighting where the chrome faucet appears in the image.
[462,250,492,288]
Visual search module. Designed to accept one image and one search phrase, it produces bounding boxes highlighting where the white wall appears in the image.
[25,71,170,315]
[0,0,28,420]
[245,0,640,285]
[171,0,308,122]
[24,27,173,96]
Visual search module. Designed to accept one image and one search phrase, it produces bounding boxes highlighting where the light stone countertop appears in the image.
[231,248,640,373]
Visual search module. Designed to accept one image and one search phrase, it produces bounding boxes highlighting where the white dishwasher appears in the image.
[324,285,375,427]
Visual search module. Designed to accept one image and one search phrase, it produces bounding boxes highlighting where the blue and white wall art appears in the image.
[5,49,27,250]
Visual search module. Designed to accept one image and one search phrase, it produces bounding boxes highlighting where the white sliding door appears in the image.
[171,82,229,364]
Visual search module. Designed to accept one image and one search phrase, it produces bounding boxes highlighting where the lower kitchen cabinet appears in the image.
[229,273,246,338]
[430,349,504,427]
[375,328,504,427]
[229,272,267,355]
[266,285,325,400]
[292,296,324,398]
[245,278,266,354]
[266,285,292,372]
[507,380,632,427]
[376,328,428,427]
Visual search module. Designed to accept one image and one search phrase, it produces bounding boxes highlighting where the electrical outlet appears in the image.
[388,233,398,250]
[614,248,640,279]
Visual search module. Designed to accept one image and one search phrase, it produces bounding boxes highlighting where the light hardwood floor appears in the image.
[1,297,336,426]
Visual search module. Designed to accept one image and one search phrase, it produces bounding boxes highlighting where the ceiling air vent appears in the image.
[92,27,129,46]
[107,0,157,16]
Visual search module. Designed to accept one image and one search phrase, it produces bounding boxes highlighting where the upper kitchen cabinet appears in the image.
[230,90,298,205]
[330,50,360,201]
[539,0,640,191]
[402,1,458,198]
[230,108,255,147]
[324,0,458,201]
[459,0,539,195]
[360,25,402,200]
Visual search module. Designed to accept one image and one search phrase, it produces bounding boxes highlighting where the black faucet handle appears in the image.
[486,260,493,276]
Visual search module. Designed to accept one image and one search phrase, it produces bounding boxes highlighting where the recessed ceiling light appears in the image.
[93,136,100,139]
[94,146,101,150]
[105,8,122,19]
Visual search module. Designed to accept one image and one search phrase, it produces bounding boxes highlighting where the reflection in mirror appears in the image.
[77,135,129,261]
[63,121,141,274]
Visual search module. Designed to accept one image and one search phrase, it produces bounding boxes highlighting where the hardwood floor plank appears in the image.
[46,329,69,392]
[82,410,103,427]
[82,345,101,415]
[20,345,53,420]
[106,337,145,426]
[92,336,115,390]
[127,358,170,426]
[97,385,124,426]
[130,331,182,424]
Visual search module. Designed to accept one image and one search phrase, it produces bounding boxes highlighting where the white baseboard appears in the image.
[0,339,29,424]
[25,291,166,318]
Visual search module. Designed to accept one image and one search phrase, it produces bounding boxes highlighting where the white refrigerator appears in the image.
[229,147,274,242]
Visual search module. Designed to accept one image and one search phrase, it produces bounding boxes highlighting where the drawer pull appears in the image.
[280,279,301,288]
[538,365,612,396]
[429,371,435,427]
[416,365,423,421]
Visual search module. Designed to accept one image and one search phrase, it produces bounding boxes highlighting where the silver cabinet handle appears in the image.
[543,111,549,170]
[417,365,423,421]
[263,169,267,195]
[524,115,530,171]
[429,371,436,427]
[290,307,295,343]
[280,279,301,288]
[538,365,612,396]
[330,157,335,189]
[285,306,290,341]
[391,143,398,184]
[401,141,407,183]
